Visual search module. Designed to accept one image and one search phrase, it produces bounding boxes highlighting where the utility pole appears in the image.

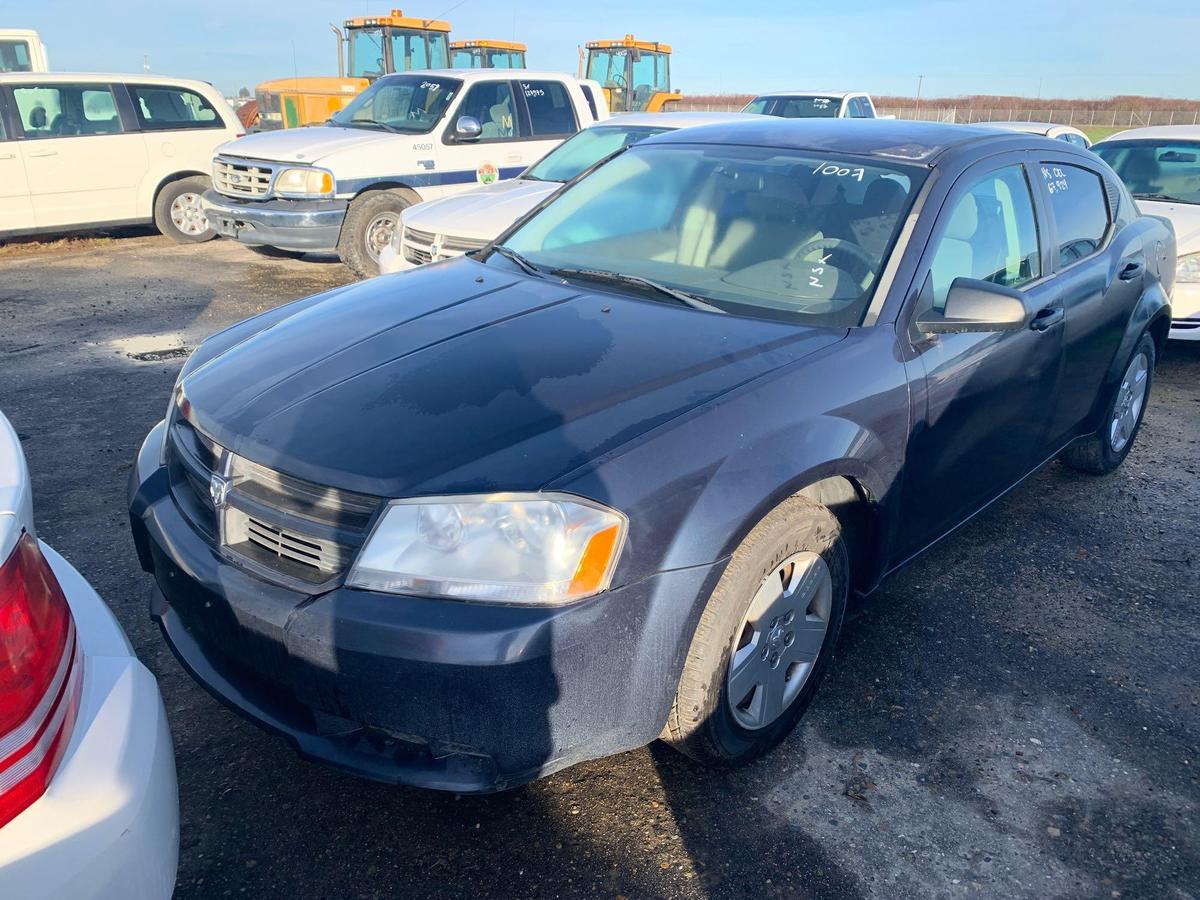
[143,54,150,72]
[915,74,924,119]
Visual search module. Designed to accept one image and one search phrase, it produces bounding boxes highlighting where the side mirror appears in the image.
[916,277,1029,334]
[455,116,482,140]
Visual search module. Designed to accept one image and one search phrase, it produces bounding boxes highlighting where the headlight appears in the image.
[159,379,190,465]
[1177,252,1200,284]
[347,493,627,605]
[273,167,335,199]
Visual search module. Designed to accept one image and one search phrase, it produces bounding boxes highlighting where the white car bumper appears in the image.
[0,543,179,900]
[1170,283,1200,340]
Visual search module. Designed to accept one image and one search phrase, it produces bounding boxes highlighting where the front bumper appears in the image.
[1169,283,1200,341]
[0,544,178,900]
[128,423,720,792]
[201,190,348,253]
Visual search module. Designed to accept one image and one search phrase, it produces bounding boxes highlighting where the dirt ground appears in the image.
[1,234,1197,899]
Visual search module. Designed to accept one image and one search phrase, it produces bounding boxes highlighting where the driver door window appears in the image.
[927,165,1041,311]
[454,81,516,141]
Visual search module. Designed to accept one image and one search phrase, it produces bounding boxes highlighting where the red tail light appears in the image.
[0,533,82,829]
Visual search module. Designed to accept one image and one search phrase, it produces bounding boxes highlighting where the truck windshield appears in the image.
[0,39,32,73]
[524,124,672,183]
[330,74,461,134]
[744,96,842,118]
[586,49,669,92]
[1094,140,1200,205]
[497,143,925,327]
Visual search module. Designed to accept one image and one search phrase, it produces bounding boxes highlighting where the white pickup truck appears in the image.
[203,69,607,275]
[742,91,880,119]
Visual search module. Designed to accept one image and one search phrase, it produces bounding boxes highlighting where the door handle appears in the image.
[0,153,14,160]
[28,150,57,158]
[1118,260,1144,281]
[1030,306,1064,332]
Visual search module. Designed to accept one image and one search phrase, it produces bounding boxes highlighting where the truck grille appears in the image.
[213,156,277,198]
[401,226,489,266]
[165,416,380,587]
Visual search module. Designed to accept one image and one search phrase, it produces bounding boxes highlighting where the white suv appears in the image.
[0,72,242,243]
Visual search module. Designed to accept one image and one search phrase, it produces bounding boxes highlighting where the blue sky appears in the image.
[13,0,1199,99]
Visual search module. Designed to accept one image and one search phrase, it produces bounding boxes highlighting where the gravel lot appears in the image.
[1,234,1197,900]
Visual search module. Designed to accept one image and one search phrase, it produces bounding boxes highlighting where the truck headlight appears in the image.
[273,167,335,199]
[347,493,627,605]
[1177,252,1200,284]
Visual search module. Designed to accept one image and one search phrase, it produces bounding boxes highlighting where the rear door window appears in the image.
[128,84,223,130]
[521,80,578,136]
[13,83,124,138]
[1038,163,1110,265]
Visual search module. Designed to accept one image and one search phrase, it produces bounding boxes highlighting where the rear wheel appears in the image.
[1060,332,1155,475]
[664,495,848,767]
[154,176,216,244]
[337,189,414,277]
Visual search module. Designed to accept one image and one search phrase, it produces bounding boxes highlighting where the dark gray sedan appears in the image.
[129,119,1175,791]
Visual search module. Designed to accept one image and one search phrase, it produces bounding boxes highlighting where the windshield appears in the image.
[524,124,672,183]
[450,47,523,68]
[744,96,842,118]
[498,143,924,326]
[1094,140,1200,205]
[586,49,625,86]
[330,74,461,133]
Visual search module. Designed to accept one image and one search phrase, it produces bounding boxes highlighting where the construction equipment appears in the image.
[581,35,681,113]
[254,9,452,130]
[450,40,527,69]
[0,29,48,73]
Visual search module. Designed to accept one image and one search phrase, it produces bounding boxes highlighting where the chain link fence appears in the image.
[672,101,1200,128]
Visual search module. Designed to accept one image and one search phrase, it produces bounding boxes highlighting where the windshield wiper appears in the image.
[1133,192,1192,203]
[491,244,548,278]
[344,118,400,133]
[552,267,726,313]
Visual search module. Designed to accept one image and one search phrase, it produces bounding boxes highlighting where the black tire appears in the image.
[336,189,414,277]
[1060,331,1156,475]
[154,176,217,244]
[246,244,306,260]
[663,495,849,768]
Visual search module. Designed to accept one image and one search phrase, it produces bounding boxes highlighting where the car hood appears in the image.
[218,125,396,165]
[1138,199,1200,255]
[404,179,560,239]
[181,258,846,498]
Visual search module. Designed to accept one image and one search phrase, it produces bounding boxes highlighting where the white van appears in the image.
[202,69,607,275]
[0,73,242,243]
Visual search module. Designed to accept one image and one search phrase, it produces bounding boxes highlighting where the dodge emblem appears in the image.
[209,474,231,510]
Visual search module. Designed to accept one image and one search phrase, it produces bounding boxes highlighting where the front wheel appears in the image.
[337,189,413,277]
[663,495,848,768]
[155,176,216,244]
[1059,331,1156,475]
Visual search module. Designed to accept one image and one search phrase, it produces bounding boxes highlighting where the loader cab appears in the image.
[450,40,527,69]
[344,11,451,78]
[583,35,681,113]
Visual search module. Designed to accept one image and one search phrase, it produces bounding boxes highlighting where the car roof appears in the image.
[0,71,220,92]
[638,117,1034,165]
[753,90,865,99]
[1099,124,1200,143]
[596,111,768,128]
[985,121,1083,135]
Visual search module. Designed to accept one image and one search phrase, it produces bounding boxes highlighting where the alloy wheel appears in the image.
[1110,351,1149,453]
[170,192,209,236]
[727,551,832,731]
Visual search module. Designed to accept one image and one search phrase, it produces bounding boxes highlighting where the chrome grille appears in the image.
[213,156,276,198]
[165,416,379,587]
[400,226,488,266]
